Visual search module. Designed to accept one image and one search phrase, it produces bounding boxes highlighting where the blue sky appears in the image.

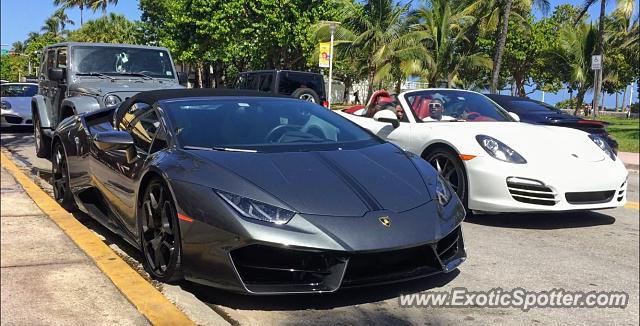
[1,0,637,107]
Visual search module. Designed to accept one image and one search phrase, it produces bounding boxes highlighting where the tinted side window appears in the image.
[236,74,258,90]
[118,102,151,130]
[258,73,273,92]
[278,72,324,96]
[129,111,161,153]
[149,125,168,154]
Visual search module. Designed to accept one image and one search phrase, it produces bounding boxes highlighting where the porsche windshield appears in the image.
[403,90,514,122]
[163,97,380,152]
[71,46,175,79]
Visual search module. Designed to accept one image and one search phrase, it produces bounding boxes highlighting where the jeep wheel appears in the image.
[34,113,51,159]
[291,88,320,104]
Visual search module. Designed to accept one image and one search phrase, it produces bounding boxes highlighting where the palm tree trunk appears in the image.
[615,92,619,111]
[622,86,628,112]
[490,0,513,94]
[574,87,587,116]
[395,79,402,94]
[80,7,83,25]
[366,68,375,103]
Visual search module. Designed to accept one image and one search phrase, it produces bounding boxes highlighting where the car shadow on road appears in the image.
[182,270,459,311]
[465,210,616,230]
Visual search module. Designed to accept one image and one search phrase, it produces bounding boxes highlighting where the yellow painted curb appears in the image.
[1,152,194,326]
[625,201,639,210]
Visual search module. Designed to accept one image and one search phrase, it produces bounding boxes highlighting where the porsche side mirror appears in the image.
[373,109,400,128]
[93,131,137,163]
[508,112,520,122]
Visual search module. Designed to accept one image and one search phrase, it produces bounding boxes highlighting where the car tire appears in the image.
[34,113,51,159]
[139,178,183,283]
[291,87,320,103]
[52,141,77,211]
[424,148,468,209]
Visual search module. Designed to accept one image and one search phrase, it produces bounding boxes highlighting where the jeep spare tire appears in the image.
[291,88,320,103]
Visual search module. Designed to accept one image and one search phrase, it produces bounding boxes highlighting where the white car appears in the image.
[1,82,37,128]
[339,89,628,214]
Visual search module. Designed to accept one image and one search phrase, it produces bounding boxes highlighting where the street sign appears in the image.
[591,55,602,70]
[318,42,330,68]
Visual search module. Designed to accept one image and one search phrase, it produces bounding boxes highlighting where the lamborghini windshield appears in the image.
[403,90,514,122]
[162,97,380,152]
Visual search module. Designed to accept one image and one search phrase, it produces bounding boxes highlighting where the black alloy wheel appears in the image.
[52,142,76,211]
[425,149,468,208]
[139,179,183,282]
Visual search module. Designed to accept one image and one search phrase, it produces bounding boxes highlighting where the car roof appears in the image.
[128,88,290,104]
[45,42,169,51]
[239,70,322,75]
[1,82,38,86]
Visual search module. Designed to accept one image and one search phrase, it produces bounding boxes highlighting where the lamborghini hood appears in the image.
[186,143,432,217]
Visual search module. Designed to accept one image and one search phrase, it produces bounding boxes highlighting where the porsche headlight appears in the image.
[476,135,527,164]
[589,134,616,161]
[0,101,11,111]
[104,94,122,108]
[435,174,452,206]
[216,190,295,225]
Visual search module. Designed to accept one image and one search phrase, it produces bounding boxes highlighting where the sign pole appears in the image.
[328,23,336,110]
[591,55,602,118]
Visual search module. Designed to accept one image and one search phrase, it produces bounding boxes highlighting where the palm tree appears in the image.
[556,22,598,115]
[411,0,492,88]
[574,0,635,112]
[41,17,62,37]
[11,41,25,54]
[486,0,550,93]
[54,0,88,25]
[88,0,118,16]
[70,13,138,44]
[52,8,75,30]
[315,0,414,100]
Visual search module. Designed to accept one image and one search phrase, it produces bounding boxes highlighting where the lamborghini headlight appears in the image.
[216,190,296,225]
[104,94,122,108]
[476,135,527,164]
[589,134,616,161]
[435,174,452,206]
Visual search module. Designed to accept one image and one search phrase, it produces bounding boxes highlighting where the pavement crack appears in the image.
[1,259,89,269]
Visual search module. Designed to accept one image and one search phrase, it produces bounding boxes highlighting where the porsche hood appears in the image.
[181,143,433,217]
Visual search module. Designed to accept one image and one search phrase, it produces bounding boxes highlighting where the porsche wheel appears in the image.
[139,179,183,282]
[52,142,76,211]
[425,149,468,208]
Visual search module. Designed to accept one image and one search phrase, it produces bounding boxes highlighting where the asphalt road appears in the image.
[2,127,638,326]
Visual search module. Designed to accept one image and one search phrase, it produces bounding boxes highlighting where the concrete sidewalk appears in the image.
[0,167,150,325]
[619,151,639,171]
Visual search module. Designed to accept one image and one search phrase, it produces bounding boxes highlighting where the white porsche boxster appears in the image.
[339,89,628,214]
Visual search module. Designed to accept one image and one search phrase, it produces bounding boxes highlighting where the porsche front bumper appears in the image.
[465,156,628,213]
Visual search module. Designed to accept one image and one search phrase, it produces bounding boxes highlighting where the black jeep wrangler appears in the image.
[234,70,327,106]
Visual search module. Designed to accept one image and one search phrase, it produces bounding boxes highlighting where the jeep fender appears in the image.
[32,95,52,129]
[60,96,101,118]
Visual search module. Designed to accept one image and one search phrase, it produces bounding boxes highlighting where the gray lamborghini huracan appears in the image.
[51,88,466,294]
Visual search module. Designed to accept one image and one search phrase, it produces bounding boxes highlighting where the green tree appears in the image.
[412,0,492,88]
[54,0,88,25]
[555,22,598,114]
[316,0,413,99]
[88,0,118,16]
[69,13,140,44]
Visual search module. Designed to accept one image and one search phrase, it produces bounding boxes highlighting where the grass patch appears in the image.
[597,116,639,153]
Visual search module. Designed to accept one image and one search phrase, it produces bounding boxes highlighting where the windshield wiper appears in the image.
[184,145,259,153]
[75,72,114,80]
[109,72,153,80]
